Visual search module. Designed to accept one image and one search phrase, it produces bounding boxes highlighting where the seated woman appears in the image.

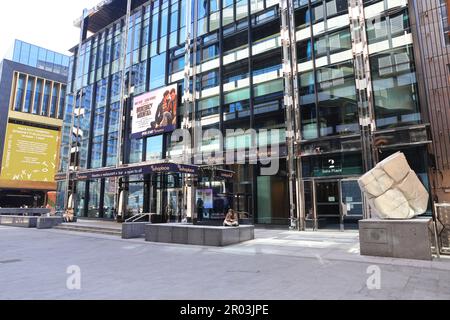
[63,208,74,223]
[223,209,239,227]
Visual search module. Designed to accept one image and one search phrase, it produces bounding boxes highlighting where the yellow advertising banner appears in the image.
[1,124,60,183]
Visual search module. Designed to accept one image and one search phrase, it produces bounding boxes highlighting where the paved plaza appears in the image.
[1,225,450,300]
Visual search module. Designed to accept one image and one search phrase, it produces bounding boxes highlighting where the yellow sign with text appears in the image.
[1,124,60,183]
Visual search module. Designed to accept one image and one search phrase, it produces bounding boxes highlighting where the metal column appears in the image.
[280,0,303,230]
[64,8,88,212]
[348,0,377,219]
[115,0,133,219]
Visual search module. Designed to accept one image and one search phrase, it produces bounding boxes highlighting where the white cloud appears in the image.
[0,0,99,58]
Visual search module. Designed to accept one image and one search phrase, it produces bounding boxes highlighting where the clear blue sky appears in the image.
[0,0,99,58]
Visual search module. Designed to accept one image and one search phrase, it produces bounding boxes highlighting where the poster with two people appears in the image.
[131,84,178,139]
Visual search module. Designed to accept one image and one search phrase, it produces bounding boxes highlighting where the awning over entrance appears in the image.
[75,162,198,180]
[55,162,235,181]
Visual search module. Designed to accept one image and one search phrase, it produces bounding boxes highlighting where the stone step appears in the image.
[53,225,121,236]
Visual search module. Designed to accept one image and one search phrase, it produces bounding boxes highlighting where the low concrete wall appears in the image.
[0,215,38,228]
[37,217,63,229]
[359,218,433,261]
[0,208,50,216]
[145,223,255,247]
[122,222,148,239]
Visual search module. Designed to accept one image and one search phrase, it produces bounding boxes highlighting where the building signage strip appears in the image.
[71,163,199,181]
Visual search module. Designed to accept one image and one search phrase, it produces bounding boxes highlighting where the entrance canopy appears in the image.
[75,162,198,180]
[55,162,235,181]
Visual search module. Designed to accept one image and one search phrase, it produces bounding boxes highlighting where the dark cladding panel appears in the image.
[85,0,150,33]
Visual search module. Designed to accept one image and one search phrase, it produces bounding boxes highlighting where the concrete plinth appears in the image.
[0,215,38,228]
[36,217,63,229]
[359,218,433,261]
[145,223,255,246]
[122,222,148,239]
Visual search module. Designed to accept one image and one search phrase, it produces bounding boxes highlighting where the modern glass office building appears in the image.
[57,0,435,230]
[0,40,69,207]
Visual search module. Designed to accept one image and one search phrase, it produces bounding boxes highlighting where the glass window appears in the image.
[170,7,179,33]
[91,136,104,169]
[14,74,26,111]
[58,86,66,119]
[33,79,43,115]
[299,71,318,140]
[38,47,47,69]
[235,0,248,20]
[150,53,167,89]
[298,39,313,62]
[50,84,59,118]
[151,13,159,42]
[371,45,421,129]
[316,61,358,137]
[19,42,31,65]
[198,95,220,117]
[146,135,163,161]
[29,45,39,67]
[129,139,143,164]
[46,51,55,72]
[106,132,118,166]
[41,81,52,116]
[223,5,234,26]
[161,8,169,36]
[367,10,410,45]
[23,76,35,113]
[13,40,21,62]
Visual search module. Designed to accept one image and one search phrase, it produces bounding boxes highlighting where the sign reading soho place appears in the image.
[74,163,199,180]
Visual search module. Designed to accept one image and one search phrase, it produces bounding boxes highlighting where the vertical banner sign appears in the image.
[131,84,178,139]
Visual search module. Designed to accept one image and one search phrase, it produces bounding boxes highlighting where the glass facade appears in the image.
[7,40,70,76]
[10,71,66,119]
[58,0,431,228]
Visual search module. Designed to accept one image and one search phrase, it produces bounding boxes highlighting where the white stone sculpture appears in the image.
[358,152,429,219]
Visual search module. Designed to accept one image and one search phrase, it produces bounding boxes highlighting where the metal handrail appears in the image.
[125,213,150,223]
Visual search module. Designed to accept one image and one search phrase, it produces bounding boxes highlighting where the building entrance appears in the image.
[303,178,363,231]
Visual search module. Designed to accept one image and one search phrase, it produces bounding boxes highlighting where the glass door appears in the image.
[315,180,341,229]
[303,180,317,230]
[340,179,363,230]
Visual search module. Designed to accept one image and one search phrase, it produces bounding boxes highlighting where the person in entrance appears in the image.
[223,209,239,227]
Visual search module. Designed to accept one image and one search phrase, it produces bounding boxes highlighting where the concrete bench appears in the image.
[359,218,433,261]
[0,215,38,228]
[37,217,63,229]
[122,222,148,239]
[145,223,255,246]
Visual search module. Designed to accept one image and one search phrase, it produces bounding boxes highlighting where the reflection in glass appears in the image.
[371,45,421,129]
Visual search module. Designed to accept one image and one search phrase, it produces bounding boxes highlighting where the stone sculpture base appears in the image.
[359,218,433,261]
